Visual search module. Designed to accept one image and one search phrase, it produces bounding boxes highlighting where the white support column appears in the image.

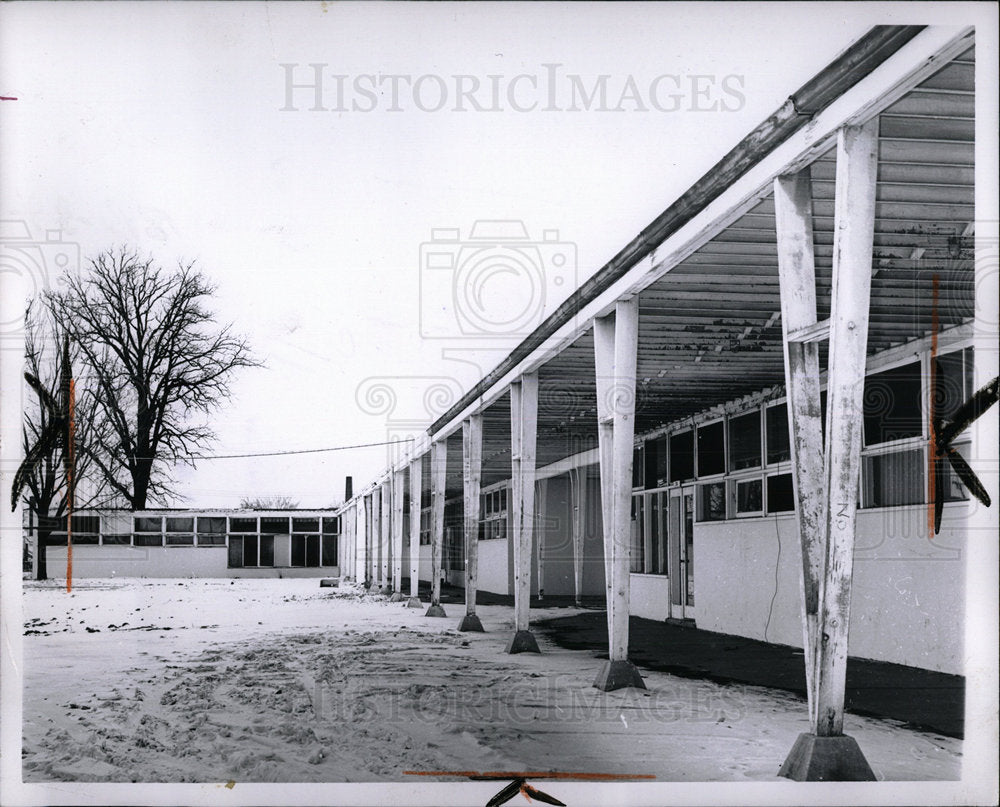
[569,467,586,607]
[407,457,423,608]
[778,120,879,782]
[425,440,448,617]
[364,494,374,588]
[371,491,382,590]
[459,414,485,632]
[379,481,391,593]
[507,374,540,653]
[592,298,645,691]
[774,165,826,722]
[535,477,547,601]
[390,469,405,601]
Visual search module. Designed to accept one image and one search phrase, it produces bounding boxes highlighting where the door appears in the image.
[668,488,695,619]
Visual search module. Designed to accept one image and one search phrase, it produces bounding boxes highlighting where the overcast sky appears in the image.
[0,2,981,508]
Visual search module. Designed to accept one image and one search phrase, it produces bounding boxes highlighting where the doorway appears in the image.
[668,487,694,619]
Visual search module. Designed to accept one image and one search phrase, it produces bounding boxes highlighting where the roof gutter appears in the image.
[429,24,925,438]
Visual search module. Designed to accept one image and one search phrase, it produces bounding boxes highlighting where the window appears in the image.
[863,449,924,508]
[728,411,762,471]
[766,473,795,513]
[766,403,790,464]
[644,437,667,489]
[294,517,320,533]
[697,421,725,477]
[68,515,100,544]
[261,516,290,534]
[228,537,243,567]
[134,516,162,547]
[697,482,726,521]
[669,431,694,482]
[630,495,645,572]
[420,509,431,545]
[101,533,131,545]
[230,517,257,533]
[632,446,644,489]
[647,492,667,575]
[863,361,923,445]
[733,477,763,516]
[481,487,508,540]
[291,534,321,567]
[291,534,306,566]
[243,535,259,567]
[197,516,227,546]
[321,535,338,566]
[322,517,340,535]
[165,516,194,546]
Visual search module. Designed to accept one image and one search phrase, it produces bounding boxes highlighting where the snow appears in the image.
[21,578,960,785]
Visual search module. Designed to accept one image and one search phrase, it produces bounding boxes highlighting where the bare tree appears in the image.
[47,248,260,509]
[14,302,111,579]
[239,495,300,509]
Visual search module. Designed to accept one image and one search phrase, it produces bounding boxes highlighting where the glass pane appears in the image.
[306,535,321,567]
[632,446,644,489]
[165,517,193,532]
[630,495,645,572]
[134,533,163,547]
[322,517,339,535]
[259,535,275,567]
[644,436,667,489]
[228,536,243,567]
[863,361,923,445]
[698,482,726,521]
[291,535,306,566]
[322,535,338,565]
[728,411,762,471]
[71,515,100,534]
[697,421,725,477]
[101,534,132,546]
[72,533,100,544]
[198,533,226,546]
[294,517,320,533]
[243,535,259,567]
[261,517,290,534]
[134,517,161,533]
[197,516,226,534]
[863,449,924,507]
[766,474,795,513]
[669,431,695,482]
[766,404,790,464]
[736,478,763,513]
[229,517,257,533]
[165,533,195,545]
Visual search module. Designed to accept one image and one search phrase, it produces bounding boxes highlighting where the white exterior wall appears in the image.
[692,503,967,675]
[478,538,509,595]
[629,574,672,622]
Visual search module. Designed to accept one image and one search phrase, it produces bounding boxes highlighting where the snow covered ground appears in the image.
[21,578,960,784]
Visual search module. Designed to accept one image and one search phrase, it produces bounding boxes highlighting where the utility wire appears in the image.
[131,437,414,461]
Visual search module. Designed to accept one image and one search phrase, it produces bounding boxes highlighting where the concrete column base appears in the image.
[424,604,447,618]
[778,733,876,781]
[505,630,540,654]
[406,596,423,609]
[458,614,485,632]
[377,585,392,596]
[593,659,647,691]
[388,592,404,602]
